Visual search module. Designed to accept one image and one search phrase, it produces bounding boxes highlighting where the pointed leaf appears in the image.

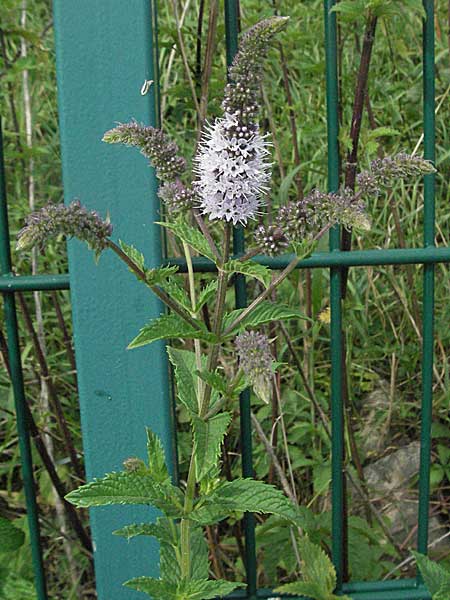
[224,259,272,288]
[193,412,231,480]
[195,280,218,313]
[65,471,183,516]
[159,278,192,312]
[0,517,25,552]
[126,577,243,600]
[274,536,349,599]
[125,577,178,599]
[191,478,297,525]
[119,240,146,271]
[113,522,173,545]
[223,301,307,334]
[146,428,169,482]
[128,314,215,349]
[160,220,217,264]
[167,348,199,415]
[412,552,450,596]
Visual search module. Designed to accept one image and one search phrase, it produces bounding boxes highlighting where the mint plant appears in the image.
[17,16,435,600]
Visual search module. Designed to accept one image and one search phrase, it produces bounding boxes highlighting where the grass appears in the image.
[0,0,449,596]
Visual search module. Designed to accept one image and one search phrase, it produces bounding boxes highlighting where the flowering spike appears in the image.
[235,330,273,404]
[103,121,186,182]
[194,114,272,225]
[357,153,436,196]
[17,201,112,254]
[194,17,288,226]
[223,16,289,125]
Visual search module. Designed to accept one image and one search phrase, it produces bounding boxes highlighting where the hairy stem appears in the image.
[179,224,232,579]
[182,241,204,408]
[107,240,202,330]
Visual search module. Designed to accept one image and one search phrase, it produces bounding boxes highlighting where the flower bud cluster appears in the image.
[222,17,289,127]
[254,224,289,256]
[255,188,370,255]
[235,330,273,404]
[103,121,186,183]
[158,181,196,213]
[17,200,112,254]
[357,153,435,196]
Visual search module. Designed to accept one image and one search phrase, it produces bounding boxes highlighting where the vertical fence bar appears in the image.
[224,2,257,597]
[0,120,48,598]
[417,0,436,562]
[324,0,345,591]
[53,2,174,597]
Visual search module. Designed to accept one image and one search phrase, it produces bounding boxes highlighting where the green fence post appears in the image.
[52,2,174,598]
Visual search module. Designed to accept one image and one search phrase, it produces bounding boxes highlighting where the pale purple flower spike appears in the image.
[194,113,272,225]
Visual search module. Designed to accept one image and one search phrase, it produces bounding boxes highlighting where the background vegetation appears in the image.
[0,0,449,597]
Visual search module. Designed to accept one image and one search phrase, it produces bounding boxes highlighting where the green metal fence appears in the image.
[0,1,442,599]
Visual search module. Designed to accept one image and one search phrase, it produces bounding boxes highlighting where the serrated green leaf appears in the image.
[118,240,179,286]
[274,581,333,600]
[223,259,272,288]
[193,412,231,480]
[0,517,25,552]
[119,240,146,271]
[331,0,366,21]
[195,280,218,313]
[128,314,216,349]
[367,126,400,140]
[412,552,450,596]
[125,577,177,599]
[125,577,243,600]
[113,522,173,544]
[196,369,228,396]
[115,518,208,582]
[65,471,183,517]
[167,348,199,414]
[160,278,192,312]
[191,478,297,525]
[160,219,217,264]
[275,536,348,600]
[223,301,307,334]
[435,583,450,600]
[146,428,169,482]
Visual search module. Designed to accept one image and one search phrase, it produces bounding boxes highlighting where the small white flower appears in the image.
[194,113,272,225]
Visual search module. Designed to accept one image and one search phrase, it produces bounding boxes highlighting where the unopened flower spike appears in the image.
[17,200,112,255]
[195,17,288,226]
[255,188,370,255]
[235,330,274,404]
[357,152,436,196]
[103,121,187,183]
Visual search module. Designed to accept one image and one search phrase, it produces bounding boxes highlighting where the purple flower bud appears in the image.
[254,224,289,256]
[158,180,196,213]
[235,330,273,404]
[103,121,186,183]
[357,153,436,196]
[17,201,112,254]
[222,17,289,126]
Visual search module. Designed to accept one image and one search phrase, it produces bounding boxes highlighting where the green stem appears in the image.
[179,224,231,580]
[182,240,204,413]
[222,225,332,337]
[107,239,201,330]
